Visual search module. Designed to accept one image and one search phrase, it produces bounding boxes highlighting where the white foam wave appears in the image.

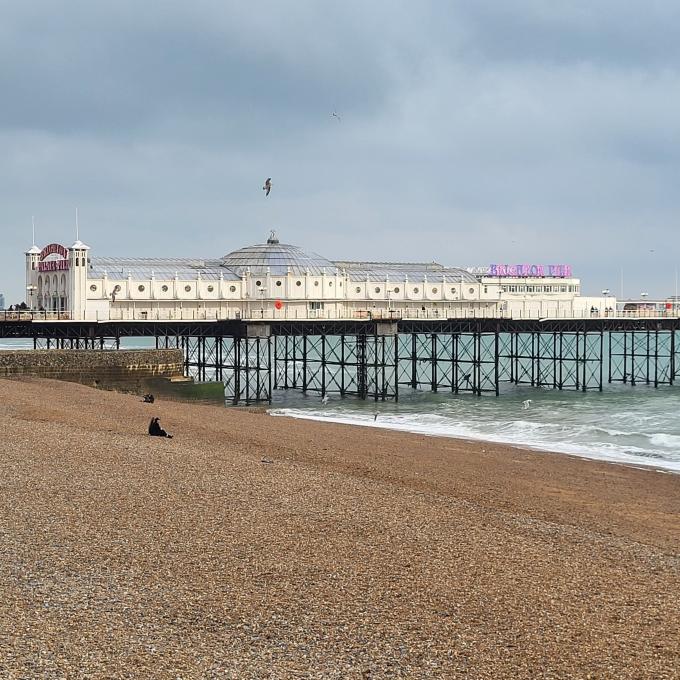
[649,433,680,450]
[270,408,680,473]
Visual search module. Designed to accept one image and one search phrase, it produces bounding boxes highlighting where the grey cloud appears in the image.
[440,1,680,67]
[0,0,412,140]
[1,1,680,303]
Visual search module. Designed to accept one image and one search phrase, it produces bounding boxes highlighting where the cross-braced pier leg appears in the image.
[221,335,272,405]
[608,329,674,388]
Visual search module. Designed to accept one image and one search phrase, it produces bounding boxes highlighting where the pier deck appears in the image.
[1,315,678,404]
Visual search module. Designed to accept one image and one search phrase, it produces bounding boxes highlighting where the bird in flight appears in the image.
[263,178,272,196]
[331,112,341,122]
[522,399,532,409]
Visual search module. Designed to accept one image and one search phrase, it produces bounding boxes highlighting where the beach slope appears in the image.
[0,378,678,678]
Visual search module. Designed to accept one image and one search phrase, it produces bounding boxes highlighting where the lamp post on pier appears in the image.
[26,285,37,311]
[258,286,266,318]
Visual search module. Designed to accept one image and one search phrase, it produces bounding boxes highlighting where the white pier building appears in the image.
[25,231,613,321]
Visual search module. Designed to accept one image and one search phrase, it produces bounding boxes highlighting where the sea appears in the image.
[3,337,679,473]
[271,385,680,473]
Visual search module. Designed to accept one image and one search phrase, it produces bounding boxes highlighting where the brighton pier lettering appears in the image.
[38,243,70,272]
[488,264,572,278]
[39,243,69,260]
[38,259,70,272]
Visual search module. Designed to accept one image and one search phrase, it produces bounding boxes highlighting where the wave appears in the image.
[270,408,680,473]
[649,433,680,449]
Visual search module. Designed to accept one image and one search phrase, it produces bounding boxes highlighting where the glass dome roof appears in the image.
[221,232,334,276]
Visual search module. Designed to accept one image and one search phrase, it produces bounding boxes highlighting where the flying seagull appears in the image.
[331,112,341,122]
[321,395,329,405]
[263,178,272,196]
[522,399,532,409]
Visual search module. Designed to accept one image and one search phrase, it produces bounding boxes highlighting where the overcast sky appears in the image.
[2,0,679,302]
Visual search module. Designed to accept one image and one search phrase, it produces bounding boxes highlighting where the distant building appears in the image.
[0,293,5,310]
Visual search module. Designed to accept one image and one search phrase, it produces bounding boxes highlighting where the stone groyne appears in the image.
[0,349,184,390]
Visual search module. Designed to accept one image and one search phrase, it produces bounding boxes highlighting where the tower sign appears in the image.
[38,243,70,272]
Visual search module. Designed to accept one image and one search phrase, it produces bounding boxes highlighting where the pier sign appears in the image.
[488,264,572,278]
[38,243,70,272]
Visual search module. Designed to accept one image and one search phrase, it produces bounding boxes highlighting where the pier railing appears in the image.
[2,308,680,323]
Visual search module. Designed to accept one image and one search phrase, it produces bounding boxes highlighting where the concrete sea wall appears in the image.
[0,349,184,391]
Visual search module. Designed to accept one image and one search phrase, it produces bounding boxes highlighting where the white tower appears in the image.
[25,244,41,309]
[69,240,90,320]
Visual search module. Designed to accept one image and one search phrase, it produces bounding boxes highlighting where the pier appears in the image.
[1,313,678,404]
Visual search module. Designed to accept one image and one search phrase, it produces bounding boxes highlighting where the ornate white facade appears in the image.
[25,232,613,320]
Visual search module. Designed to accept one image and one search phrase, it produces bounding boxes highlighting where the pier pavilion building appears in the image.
[25,231,611,321]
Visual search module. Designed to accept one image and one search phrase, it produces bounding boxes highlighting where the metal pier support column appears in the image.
[671,327,677,385]
[356,333,367,399]
[223,324,273,406]
[371,322,398,401]
[410,333,418,389]
[431,333,438,392]
[494,329,500,397]
[302,334,308,394]
[340,334,346,396]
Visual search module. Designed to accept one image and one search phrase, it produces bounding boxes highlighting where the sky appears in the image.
[2,0,680,303]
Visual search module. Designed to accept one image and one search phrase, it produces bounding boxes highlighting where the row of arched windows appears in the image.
[36,274,68,311]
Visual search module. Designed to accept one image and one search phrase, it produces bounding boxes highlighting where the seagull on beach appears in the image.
[522,399,532,409]
[263,178,272,196]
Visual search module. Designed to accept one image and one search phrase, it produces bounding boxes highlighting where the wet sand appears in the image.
[0,377,678,678]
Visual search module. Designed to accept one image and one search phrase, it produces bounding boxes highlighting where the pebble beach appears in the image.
[1,377,679,679]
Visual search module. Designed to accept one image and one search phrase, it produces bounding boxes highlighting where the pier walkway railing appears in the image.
[2,308,679,323]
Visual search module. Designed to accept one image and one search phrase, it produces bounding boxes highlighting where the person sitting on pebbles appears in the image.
[148,417,173,438]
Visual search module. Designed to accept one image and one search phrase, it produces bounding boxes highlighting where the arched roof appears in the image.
[221,232,334,276]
